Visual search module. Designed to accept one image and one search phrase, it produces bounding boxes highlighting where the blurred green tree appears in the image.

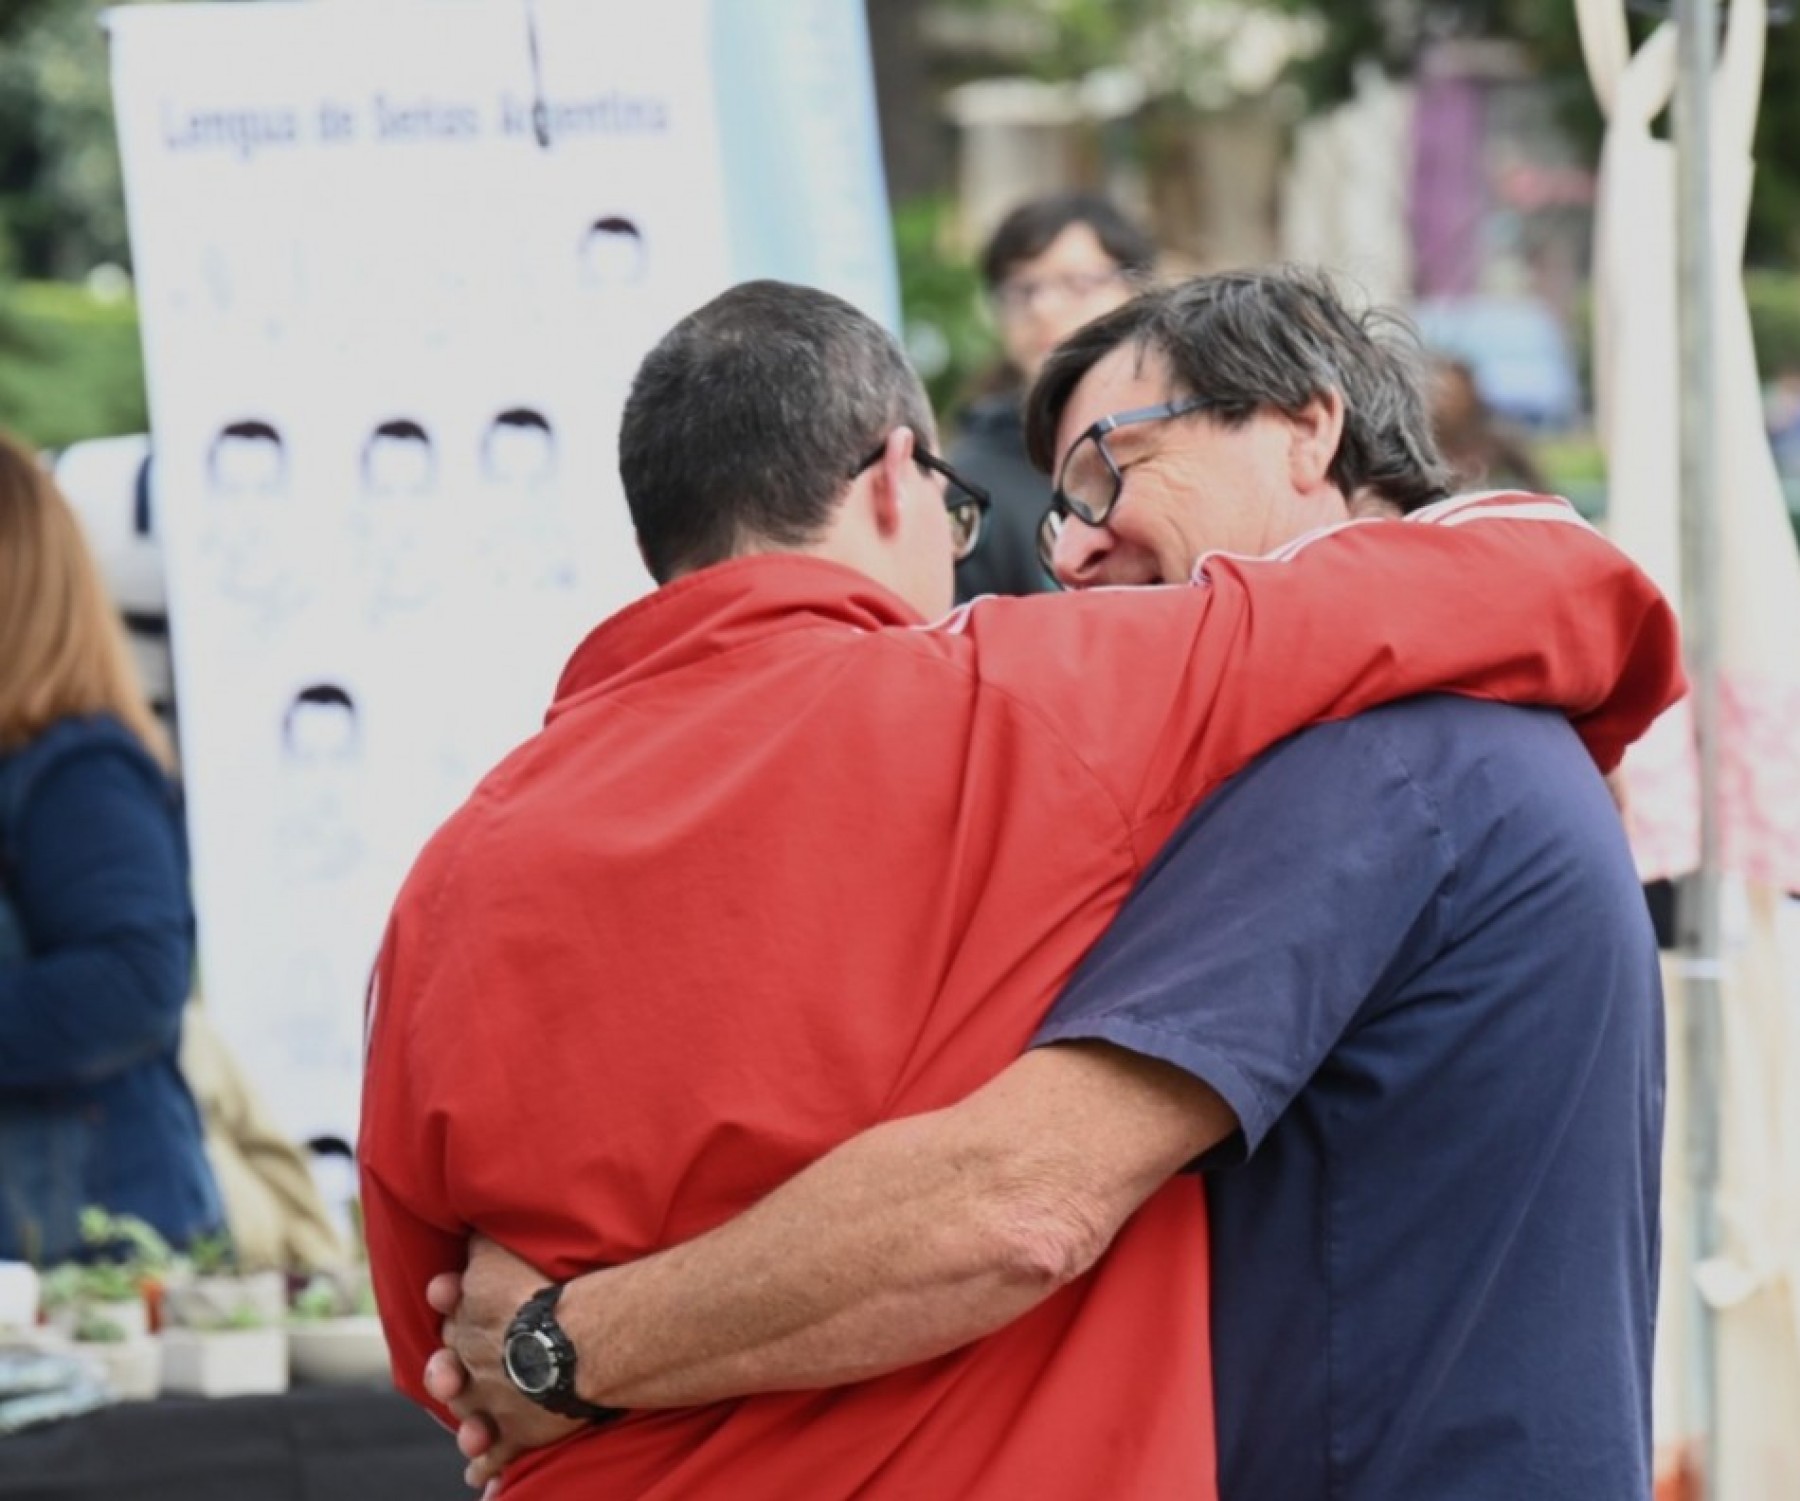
[0,0,143,280]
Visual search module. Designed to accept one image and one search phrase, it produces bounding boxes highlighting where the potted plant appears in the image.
[285,1266,387,1387]
[35,1208,172,1401]
[161,1231,287,1331]
[159,1303,289,1397]
[158,1230,287,1396]
[37,1207,170,1341]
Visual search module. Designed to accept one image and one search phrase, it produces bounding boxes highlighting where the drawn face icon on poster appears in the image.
[478,406,576,593]
[356,417,439,618]
[577,214,647,287]
[204,417,308,621]
[277,681,365,882]
[480,407,558,489]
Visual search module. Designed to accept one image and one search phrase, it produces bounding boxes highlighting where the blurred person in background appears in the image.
[0,432,223,1265]
[950,192,1157,600]
[1427,354,1548,494]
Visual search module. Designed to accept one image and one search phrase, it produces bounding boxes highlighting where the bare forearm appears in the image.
[556,1114,1069,1405]
[556,1043,1230,1408]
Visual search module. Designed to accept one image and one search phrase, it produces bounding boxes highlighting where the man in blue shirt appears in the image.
[423,270,1663,1499]
[1035,697,1659,1496]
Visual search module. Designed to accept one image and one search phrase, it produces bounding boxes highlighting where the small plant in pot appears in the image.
[161,1232,287,1332]
[286,1266,387,1386]
[159,1230,290,1397]
[37,1208,172,1342]
[35,1209,172,1401]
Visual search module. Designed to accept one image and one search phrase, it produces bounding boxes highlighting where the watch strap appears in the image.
[507,1282,628,1426]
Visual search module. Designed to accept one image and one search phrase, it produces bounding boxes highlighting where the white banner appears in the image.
[109,0,856,1145]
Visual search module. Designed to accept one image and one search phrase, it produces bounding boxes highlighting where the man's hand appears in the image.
[423,1237,582,1491]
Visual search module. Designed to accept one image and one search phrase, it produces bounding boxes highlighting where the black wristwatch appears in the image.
[501,1283,627,1425]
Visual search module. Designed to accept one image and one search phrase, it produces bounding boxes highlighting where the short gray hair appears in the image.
[1025,266,1453,513]
[622,280,934,581]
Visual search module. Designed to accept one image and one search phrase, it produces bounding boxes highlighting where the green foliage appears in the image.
[78,1205,173,1275]
[0,0,141,278]
[944,0,1178,81]
[40,1257,137,1311]
[181,1230,242,1279]
[289,1276,342,1324]
[0,278,146,449]
[892,194,998,420]
[1746,269,1800,377]
[222,1302,270,1331]
[288,1268,377,1323]
[72,1308,132,1343]
[37,1207,172,1336]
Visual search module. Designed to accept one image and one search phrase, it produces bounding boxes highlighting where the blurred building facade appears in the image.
[877,4,1596,427]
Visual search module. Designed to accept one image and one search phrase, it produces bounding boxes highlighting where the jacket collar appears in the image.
[549,555,924,716]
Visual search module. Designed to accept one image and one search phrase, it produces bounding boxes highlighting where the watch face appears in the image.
[504,1329,558,1396]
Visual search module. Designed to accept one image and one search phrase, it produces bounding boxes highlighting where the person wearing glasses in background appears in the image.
[948,192,1157,600]
[364,276,1681,1499]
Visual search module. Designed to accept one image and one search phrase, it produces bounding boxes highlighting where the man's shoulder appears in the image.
[1228,696,1578,771]
[905,588,1209,740]
[1280,696,1584,769]
[1196,698,1598,862]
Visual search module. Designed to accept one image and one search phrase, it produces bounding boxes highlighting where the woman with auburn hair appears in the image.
[0,431,222,1264]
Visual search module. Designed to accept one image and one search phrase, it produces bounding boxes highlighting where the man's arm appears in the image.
[431,1043,1233,1478]
[965,497,1682,863]
[433,708,1466,1487]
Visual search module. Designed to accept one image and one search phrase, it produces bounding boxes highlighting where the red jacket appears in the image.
[361,496,1682,1499]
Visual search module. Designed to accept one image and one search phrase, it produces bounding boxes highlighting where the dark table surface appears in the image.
[0,1384,465,1501]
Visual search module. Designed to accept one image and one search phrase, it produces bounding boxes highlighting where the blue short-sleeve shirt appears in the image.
[1035,698,1661,1501]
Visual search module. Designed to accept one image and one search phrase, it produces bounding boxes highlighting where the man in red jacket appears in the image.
[366,275,1680,1498]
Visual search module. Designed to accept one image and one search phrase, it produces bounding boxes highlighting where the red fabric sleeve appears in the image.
[360,1159,458,1425]
[962,502,1684,868]
[359,922,459,1424]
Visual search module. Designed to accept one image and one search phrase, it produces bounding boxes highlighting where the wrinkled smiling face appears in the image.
[1047,347,1277,587]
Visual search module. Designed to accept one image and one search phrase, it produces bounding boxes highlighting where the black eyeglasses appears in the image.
[991,266,1132,319]
[1035,396,1215,573]
[851,442,992,562]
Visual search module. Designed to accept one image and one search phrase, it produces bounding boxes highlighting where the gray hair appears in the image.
[1025,266,1453,513]
[622,280,935,581]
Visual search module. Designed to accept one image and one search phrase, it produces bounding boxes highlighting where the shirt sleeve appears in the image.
[958,505,1683,871]
[360,1157,459,1422]
[0,743,194,1090]
[359,920,460,1423]
[1031,712,1455,1161]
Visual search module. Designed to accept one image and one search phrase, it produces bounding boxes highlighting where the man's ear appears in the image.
[867,426,918,540]
[1287,391,1346,491]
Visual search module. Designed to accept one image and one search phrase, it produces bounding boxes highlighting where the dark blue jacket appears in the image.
[948,393,1058,602]
[0,714,221,1263]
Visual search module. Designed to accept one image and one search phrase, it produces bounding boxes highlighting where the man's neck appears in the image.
[1346,490,1402,521]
